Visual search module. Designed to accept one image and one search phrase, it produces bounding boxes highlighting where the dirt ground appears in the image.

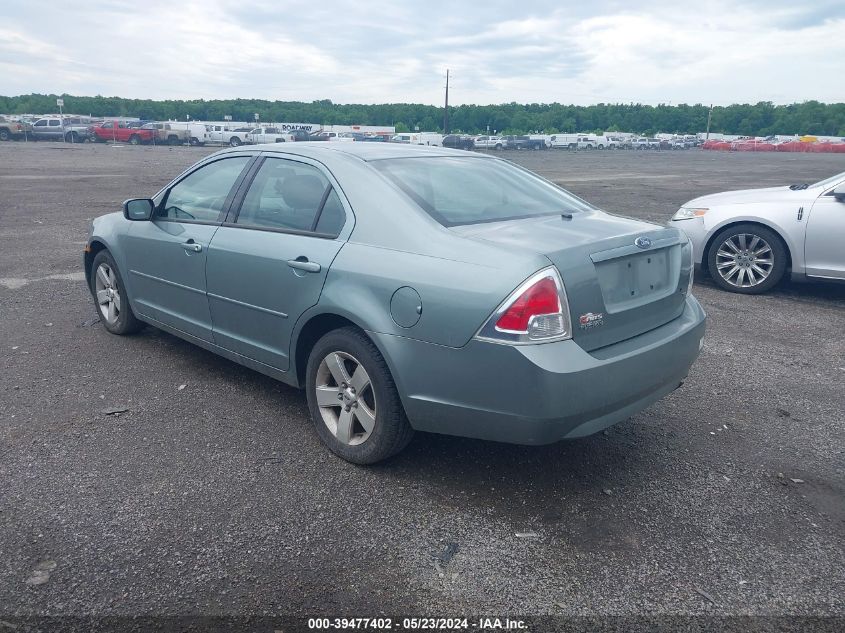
[0,142,843,626]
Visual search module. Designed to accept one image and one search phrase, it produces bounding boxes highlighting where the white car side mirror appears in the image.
[832,184,845,202]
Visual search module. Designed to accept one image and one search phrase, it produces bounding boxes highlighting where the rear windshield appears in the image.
[373,156,593,226]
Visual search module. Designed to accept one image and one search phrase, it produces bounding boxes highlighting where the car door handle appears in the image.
[287,258,321,273]
[182,240,202,253]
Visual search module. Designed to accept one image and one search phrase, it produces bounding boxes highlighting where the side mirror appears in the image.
[832,184,845,202]
[123,198,154,221]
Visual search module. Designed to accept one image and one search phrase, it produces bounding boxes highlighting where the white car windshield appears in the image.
[811,171,845,189]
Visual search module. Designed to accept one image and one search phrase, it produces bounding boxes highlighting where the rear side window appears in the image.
[158,157,251,222]
[235,157,344,235]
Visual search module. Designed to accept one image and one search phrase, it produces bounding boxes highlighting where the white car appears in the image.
[246,127,290,144]
[669,171,845,293]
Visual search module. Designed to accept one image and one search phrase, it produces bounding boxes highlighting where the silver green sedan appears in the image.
[85,143,706,464]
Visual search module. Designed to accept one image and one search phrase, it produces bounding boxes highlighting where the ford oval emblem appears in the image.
[635,236,652,249]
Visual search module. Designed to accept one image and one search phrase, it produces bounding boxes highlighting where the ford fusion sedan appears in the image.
[670,171,845,293]
[84,143,705,464]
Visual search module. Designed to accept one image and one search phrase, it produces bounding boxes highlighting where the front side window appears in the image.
[158,157,251,222]
[48,120,60,127]
[374,157,594,227]
[236,158,343,235]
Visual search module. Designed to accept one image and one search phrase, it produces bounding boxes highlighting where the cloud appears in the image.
[0,0,841,105]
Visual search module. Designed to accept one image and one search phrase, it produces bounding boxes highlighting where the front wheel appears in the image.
[128,134,141,146]
[707,224,787,294]
[229,137,241,147]
[306,327,413,464]
[90,251,143,334]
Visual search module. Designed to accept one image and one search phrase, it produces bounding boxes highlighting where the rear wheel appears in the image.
[90,250,143,335]
[65,131,78,143]
[707,224,787,294]
[128,134,141,146]
[0,129,11,141]
[306,327,413,464]
[168,135,180,145]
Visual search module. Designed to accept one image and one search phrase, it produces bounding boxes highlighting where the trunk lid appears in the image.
[452,211,693,351]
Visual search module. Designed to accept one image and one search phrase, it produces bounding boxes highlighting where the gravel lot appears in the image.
[1,143,843,626]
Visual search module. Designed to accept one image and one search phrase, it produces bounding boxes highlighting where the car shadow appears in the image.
[694,272,845,303]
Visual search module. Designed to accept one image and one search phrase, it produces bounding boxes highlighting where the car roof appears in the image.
[218,141,485,162]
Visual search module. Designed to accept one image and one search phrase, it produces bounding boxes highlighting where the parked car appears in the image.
[549,134,578,149]
[0,116,32,141]
[90,120,156,145]
[502,135,547,150]
[140,122,191,145]
[206,125,250,147]
[246,127,290,144]
[670,170,845,293]
[84,143,705,464]
[473,135,506,150]
[631,137,650,150]
[442,134,475,150]
[30,116,95,142]
[285,129,319,142]
[528,134,552,148]
[390,132,442,146]
[333,131,365,142]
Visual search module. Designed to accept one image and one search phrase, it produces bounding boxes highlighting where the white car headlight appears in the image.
[672,207,708,221]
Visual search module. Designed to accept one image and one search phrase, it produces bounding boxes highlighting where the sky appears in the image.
[1,0,843,106]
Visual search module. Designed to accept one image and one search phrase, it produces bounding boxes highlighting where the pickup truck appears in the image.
[246,127,290,144]
[206,125,251,146]
[140,122,191,145]
[502,135,547,150]
[0,116,32,141]
[90,120,157,145]
[30,116,96,142]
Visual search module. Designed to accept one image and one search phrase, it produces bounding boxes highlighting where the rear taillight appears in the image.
[475,267,572,344]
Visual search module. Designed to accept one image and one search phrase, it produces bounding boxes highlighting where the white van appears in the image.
[549,133,578,149]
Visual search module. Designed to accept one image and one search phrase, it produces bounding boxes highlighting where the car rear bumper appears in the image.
[370,295,706,444]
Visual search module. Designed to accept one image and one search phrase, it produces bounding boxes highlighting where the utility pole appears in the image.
[705,104,713,141]
[443,69,450,134]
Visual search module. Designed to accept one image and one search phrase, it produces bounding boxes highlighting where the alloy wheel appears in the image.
[94,263,121,324]
[315,351,377,446]
[715,233,774,288]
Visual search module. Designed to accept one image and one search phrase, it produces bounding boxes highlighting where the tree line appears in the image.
[1,94,843,137]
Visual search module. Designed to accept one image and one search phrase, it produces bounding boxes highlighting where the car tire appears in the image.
[65,131,78,143]
[0,129,11,141]
[128,134,140,146]
[168,136,180,145]
[189,138,199,146]
[306,326,413,464]
[229,137,241,147]
[90,250,143,335]
[707,223,787,294]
